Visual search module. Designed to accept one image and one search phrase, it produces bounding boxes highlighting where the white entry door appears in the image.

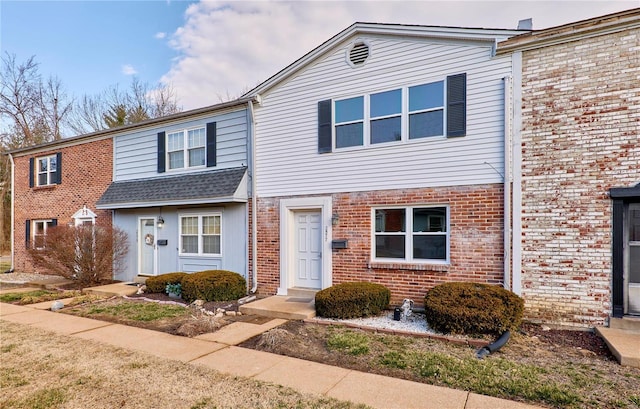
[294,211,322,289]
[627,204,640,315]
[139,218,157,276]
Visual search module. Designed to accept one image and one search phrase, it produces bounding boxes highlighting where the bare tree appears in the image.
[28,224,129,286]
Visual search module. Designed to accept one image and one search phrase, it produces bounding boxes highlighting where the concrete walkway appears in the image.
[0,292,542,409]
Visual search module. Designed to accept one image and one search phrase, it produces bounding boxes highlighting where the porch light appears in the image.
[332,212,340,226]
[157,217,165,228]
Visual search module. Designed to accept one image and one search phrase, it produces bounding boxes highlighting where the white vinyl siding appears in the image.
[113,108,248,181]
[254,36,513,197]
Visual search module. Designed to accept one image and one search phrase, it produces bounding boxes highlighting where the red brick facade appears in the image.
[255,184,504,306]
[519,27,640,326]
[12,138,113,272]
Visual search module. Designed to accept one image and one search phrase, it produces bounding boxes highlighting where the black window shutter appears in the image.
[446,73,467,138]
[25,219,30,248]
[51,219,58,227]
[157,132,166,173]
[29,158,34,188]
[318,99,332,153]
[206,122,217,167]
[55,152,62,184]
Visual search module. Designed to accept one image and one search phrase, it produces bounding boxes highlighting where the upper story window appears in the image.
[167,127,206,170]
[373,206,448,263]
[29,153,62,188]
[157,122,217,173]
[179,213,222,256]
[318,73,466,154]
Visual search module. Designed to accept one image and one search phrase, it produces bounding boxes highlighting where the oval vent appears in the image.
[349,42,370,66]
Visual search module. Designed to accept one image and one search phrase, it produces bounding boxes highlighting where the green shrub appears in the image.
[424,282,524,335]
[181,270,246,303]
[145,272,187,293]
[315,282,391,319]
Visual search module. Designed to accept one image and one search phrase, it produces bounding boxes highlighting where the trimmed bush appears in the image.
[315,282,391,319]
[424,282,524,335]
[181,270,246,303]
[145,272,187,294]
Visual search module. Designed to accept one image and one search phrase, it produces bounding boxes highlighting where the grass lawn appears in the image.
[0,321,368,409]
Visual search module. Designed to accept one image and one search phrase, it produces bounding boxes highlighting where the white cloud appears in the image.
[161,0,638,110]
[121,64,138,76]
[155,32,167,39]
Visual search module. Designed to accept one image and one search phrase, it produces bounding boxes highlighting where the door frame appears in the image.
[278,196,332,295]
[137,216,158,276]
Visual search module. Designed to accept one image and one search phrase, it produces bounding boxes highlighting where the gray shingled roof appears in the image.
[97,167,247,208]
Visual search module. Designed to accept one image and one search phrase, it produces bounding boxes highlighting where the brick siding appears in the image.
[13,138,114,273]
[520,28,640,326]
[255,184,504,306]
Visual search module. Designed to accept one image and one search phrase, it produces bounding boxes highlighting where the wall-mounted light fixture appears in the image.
[157,216,164,228]
[331,212,340,226]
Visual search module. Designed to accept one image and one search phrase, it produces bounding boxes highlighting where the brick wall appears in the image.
[520,28,640,326]
[13,138,114,272]
[256,184,504,306]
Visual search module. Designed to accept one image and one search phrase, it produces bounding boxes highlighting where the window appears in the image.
[373,206,448,262]
[317,74,465,153]
[36,155,58,186]
[167,127,206,170]
[32,219,56,249]
[179,214,221,256]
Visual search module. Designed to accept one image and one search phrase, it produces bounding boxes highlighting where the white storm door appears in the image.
[294,211,322,289]
[139,218,157,276]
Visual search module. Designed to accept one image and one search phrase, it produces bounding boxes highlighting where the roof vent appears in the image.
[348,42,370,67]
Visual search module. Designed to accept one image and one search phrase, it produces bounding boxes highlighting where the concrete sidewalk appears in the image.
[0,297,542,409]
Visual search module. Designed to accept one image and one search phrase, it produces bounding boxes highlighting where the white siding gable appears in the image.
[254,35,514,197]
[114,108,248,181]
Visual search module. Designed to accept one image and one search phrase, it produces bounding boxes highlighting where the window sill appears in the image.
[32,184,57,191]
[179,254,222,258]
[367,261,449,272]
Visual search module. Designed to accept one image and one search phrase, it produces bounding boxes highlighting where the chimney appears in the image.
[517,18,533,30]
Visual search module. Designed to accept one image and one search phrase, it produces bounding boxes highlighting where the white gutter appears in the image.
[8,153,15,272]
[511,52,524,296]
[248,98,258,294]
[503,75,513,291]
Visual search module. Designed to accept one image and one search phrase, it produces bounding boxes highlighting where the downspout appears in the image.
[248,98,258,294]
[511,52,524,296]
[503,76,513,291]
[8,153,15,272]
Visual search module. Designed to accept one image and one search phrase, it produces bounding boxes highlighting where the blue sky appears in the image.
[2,0,638,118]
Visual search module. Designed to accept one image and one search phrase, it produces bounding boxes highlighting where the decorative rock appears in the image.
[215,312,224,318]
[51,300,64,312]
[226,311,237,316]
[193,300,205,307]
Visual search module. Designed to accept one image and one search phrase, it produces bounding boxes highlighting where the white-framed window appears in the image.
[36,155,58,186]
[32,219,56,250]
[167,127,206,170]
[179,213,221,256]
[373,206,448,263]
[333,79,446,149]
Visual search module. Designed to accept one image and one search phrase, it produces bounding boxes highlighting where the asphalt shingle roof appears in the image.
[97,167,247,208]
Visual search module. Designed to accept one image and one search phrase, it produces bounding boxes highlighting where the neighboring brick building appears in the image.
[498,9,640,326]
[9,136,113,272]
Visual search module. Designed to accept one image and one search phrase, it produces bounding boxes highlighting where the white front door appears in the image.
[294,211,322,289]
[626,204,640,315]
[139,218,157,276]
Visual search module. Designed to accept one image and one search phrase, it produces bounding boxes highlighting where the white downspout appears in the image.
[8,153,15,272]
[503,75,513,291]
[248,98,259,294]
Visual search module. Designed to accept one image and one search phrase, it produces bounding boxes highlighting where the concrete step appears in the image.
[83,282,139,297]
[596,326,640,368]
[239,295,316,320]
[610,316,640,331]
[287,287,319,299]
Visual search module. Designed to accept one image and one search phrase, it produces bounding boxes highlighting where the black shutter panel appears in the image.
[318,99,332,153]
[25,220,30,249]
[157,132,166,173]
[446,73,467,138]
[51,219,58,227]
[55,152,62,184]
[206,122,217,167]
[29,158,34,188]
